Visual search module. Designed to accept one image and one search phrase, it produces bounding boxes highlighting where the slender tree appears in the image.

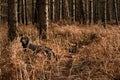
[114,0,118,25]
[60,0,62,20]
[65,0,70,18]
[75,0,80,22]
[54,0,60,21]
[73,0,76,21]
[62,0,69,19]
[25,0,28,25]
[34,1,38,24]
[52,0,55,22]
[21,0,25,24]
[89,0,93,24]
[104,0,107,28]
[32,0,35,24]
[7,0,18,41]
[46,0,49,27]
[18,0,21,23]
[85,0,89,24]
[36,0,47,39]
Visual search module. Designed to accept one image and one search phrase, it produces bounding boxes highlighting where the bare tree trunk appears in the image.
[65,0,70,18]
[46,0,49,27]
[0,0,1,22]
[60,0,62,20]
[89,0,93,25]
[118,0,120,21]
[0,0,7,23]
[54,0,60,21]
[104,0,107,28]
[108,0,112,22]
[52,0,55,22]
[32,0,35,24]
[18,0,21,23]
[36,0,47,40]
[25,0,28,25]
[73,0,75,21]
[62,0,69,19]
[75,0,80,22]
[68,0,73,21]
[94,0,98,24]
[7,0,18,41]
[86,0,89,24]
[114,0,118,25]
[75,0,85,24]
[21,0,25,24]
[81,0,85,24]
[49,0,55,22]
[34,1,38,24]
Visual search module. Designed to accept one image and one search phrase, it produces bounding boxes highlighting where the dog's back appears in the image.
[20,36,58,61]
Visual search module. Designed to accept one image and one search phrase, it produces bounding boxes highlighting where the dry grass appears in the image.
[0,23,120,80]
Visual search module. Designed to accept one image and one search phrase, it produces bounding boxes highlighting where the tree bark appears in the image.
[89,0,93,25]
[36,0,47,40]
[21,0,25,24]
[114,0,118,25]
[17,0,21,23]
[54,0,60,21]
[60,0,62,20]
[8,0,18,41]
[32,0,35,24]
[73,0,75,21]
[25,0,28,25]
[65,0,70,18]
[104,0,107,28]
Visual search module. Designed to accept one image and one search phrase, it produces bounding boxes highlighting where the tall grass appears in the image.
[0,23,120,80]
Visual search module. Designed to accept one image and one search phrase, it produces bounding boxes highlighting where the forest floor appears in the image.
[0,23,120,80]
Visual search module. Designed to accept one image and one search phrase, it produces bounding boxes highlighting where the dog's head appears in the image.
[20,36,29,48]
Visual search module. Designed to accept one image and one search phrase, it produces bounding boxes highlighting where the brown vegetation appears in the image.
[0,24,120,80]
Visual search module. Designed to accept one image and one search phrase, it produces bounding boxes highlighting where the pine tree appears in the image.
[8,0,18,41]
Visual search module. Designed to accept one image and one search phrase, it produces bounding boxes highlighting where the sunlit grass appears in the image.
[0,23,120,80]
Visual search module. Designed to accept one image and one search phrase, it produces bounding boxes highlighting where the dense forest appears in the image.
[0,0,120,80]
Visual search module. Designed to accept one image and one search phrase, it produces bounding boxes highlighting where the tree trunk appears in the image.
[0,0,2,22]
[89,0,93,25]
[48,0,54,22]
[46,0,49,27]
[7,0,18,41]
[52,0,55,22]
[81,0,85,24]
[62,0,69,19]
[65,0,70,18]
[94,0,98,23]
[54,0,60,21]
[68,0,73,21]
[114,0,118,25]
[25,0,28,25]
[60,0,62,20]
[21,0,25,24]
[34,1,38,24]
[104,0,107,28]
[1,0,7,23]
[85,0,89,24]
[118,0,120,21]
[32,0,35,24]
[18,0,21,23]
[36,0,47,40]
[73,0,75,21]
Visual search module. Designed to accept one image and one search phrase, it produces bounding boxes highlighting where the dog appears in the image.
[20,36,58,61]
